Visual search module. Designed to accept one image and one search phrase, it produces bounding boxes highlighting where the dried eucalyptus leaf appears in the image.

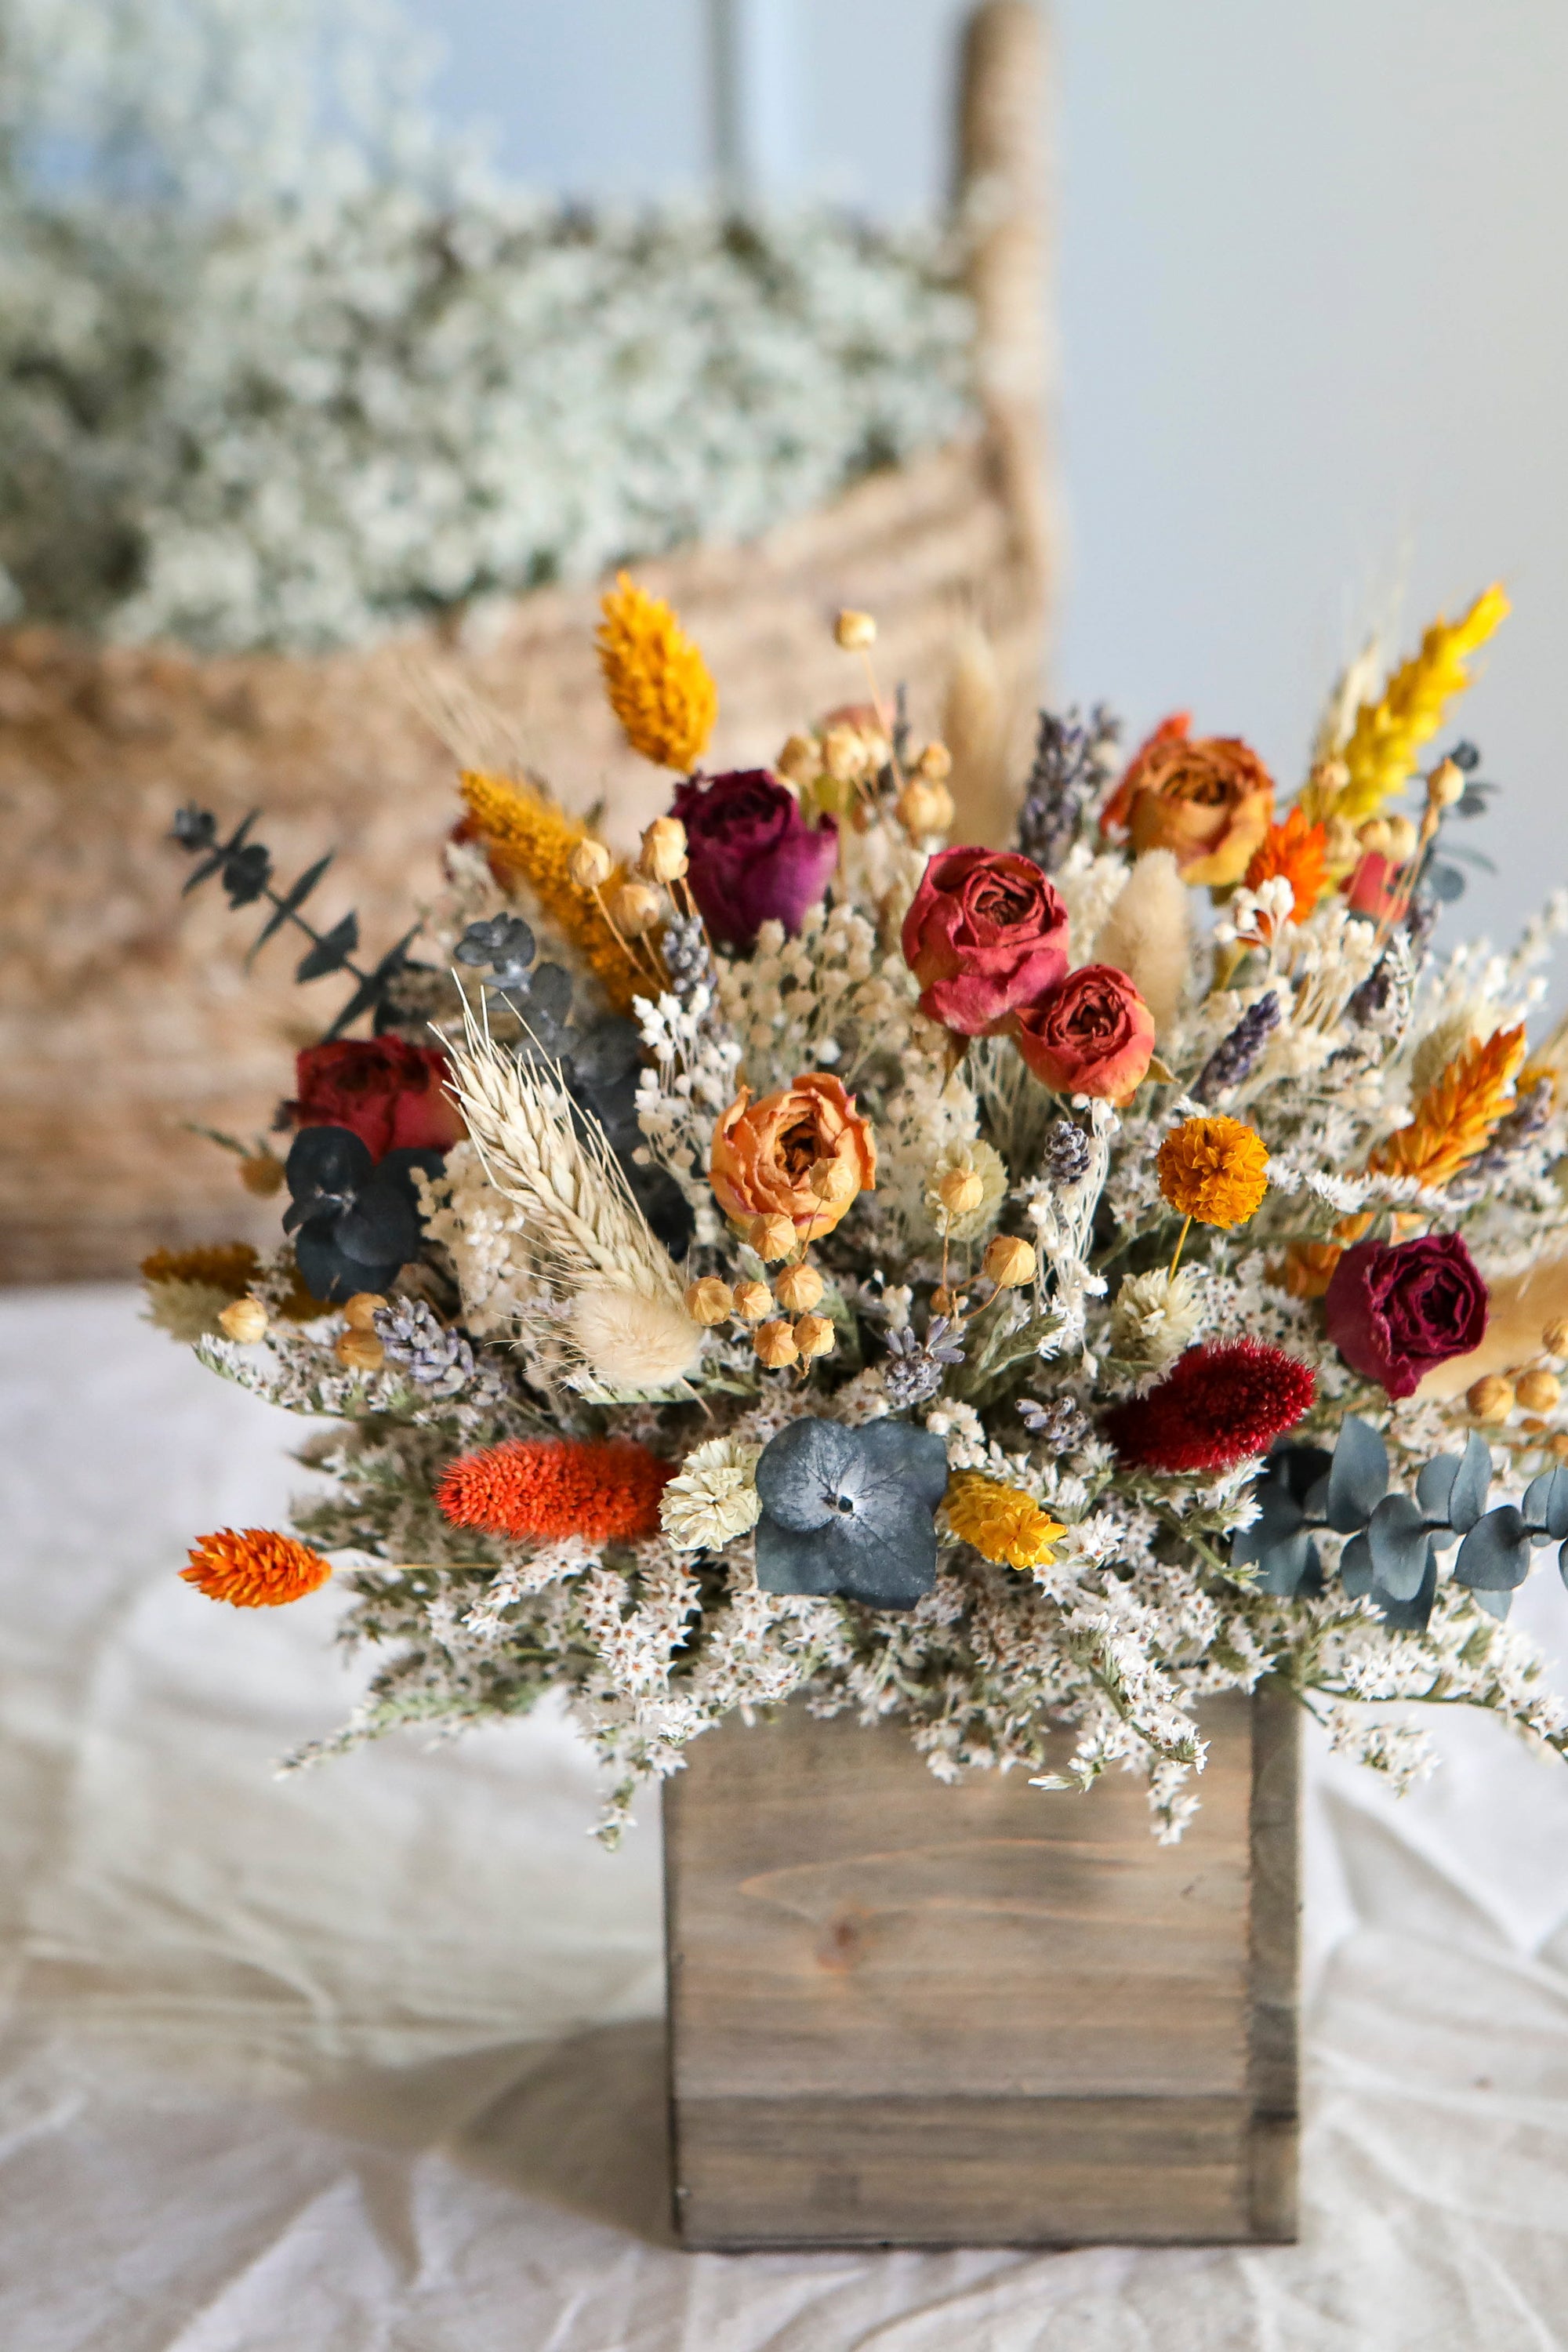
[1367,1492,1432,1602]
[1448,1430,1492,1534]
[1454,1504,1530,1591]
[1326,1417,1388,1532]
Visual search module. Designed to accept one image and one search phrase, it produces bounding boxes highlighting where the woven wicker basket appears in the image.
[0,1,1051,1283]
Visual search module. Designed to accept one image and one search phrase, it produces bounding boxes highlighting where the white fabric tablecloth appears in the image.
[4,1284,1568,2350]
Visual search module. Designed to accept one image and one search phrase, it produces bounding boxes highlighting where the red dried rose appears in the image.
[1323,1232,1488,1400]
[1011,963,1156,1101]
[1106,1341,1316,1473]
[289,1038,463,1163]
[901,847,1069,1036]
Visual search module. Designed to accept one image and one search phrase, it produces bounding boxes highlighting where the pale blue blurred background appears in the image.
[411,0,1568,960]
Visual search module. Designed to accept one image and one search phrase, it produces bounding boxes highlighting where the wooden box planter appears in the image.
[662,1684,1299,2251]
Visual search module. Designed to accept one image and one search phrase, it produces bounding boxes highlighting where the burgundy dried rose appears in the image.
[900,847,1069,1036]
[289,1038,463,1163]
[671,770,839,947]
[1323,1232,1489,1400]
[1011,963,1156,1101]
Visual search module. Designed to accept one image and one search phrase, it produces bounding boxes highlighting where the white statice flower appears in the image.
[1109,1265,1207,1371]
[923,1137,1008,1243]
[661,1438,764,1553]
[1325,1708,1439,1796]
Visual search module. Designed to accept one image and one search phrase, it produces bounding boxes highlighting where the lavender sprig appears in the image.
[1015,704,1122,874]
[1191,993,1280,1104]
[883,1316,966,1410]
[1018,1395,1093,1450]
[373,1299,477,1397]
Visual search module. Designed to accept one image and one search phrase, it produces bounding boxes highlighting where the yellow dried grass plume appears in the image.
[1316,584,1508,826]
[459,768,645,1015]
[1368,1022,1526,1192]
[597,572,717,772]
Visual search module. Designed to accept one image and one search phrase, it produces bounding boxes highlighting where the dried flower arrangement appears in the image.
[148,573,1568,1841]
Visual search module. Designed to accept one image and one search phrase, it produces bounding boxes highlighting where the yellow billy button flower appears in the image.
[1156,1116,1269,1230]
[945,1472,1066,1573]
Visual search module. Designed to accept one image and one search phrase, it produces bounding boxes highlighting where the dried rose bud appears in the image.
[916,740,953,782]
[1467,1374,1514,1425]
[775,733,821,787]
[1515,1367,1561,1414]
[775,1261,824,1313]
[218,1296,269,1345]
[983,1234,1037,1289]
[569,838,614,891]
[610,879,663,937]
[336,1329,386,1374]
[1542,1318,1568,1359]
[834,608,877,651]
[639,815,689,884]
[238,1150,285,1197]
[1427,757,1465,810]
[732,1279,773,1323]
[753,1318,800,1368]
[897,778,956,838]
[937,1166,986,1218]
[794,1312,836,1359]
[750,1213,800,1263]
[343,1292,387,1331]
[684,1276,734,1327]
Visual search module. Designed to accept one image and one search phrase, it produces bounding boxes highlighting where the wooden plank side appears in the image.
[676,2094,1252,2250]
[664,1690,1299,2248]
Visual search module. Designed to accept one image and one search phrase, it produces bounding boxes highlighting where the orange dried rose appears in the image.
[710,1073,876,1241]
[1101,713,1275,888]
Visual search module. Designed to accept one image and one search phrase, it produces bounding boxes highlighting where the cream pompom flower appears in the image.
[1109,1265,1207,1370]
[660,1436,765,1552]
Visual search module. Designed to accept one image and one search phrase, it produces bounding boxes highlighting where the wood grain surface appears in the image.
[663,1685,1300,2249]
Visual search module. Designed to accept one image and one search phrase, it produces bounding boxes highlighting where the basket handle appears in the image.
[955,0,1051,594]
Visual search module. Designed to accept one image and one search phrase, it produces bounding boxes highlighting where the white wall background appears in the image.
[411,0,1568,965]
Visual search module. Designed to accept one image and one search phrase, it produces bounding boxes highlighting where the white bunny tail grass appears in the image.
[446,1013,702,1390]
[1092,849,1192,1039]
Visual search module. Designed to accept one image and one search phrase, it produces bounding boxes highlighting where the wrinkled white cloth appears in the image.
[3,1284,1568,2350]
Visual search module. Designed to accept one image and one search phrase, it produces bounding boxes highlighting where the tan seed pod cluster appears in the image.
[897,778,956,838]
[834,608,877,651]
[931,1283,964,1317]
[639,815,688,883]
[808,1156,857,1207]
[732,1279,773,1323]
[750,1213,800,1263]
[794,1313,836,1359]
[1468,1374,1514,1425]
[336,1329,386,1373]
[774,732,820,788]
[343,1292,387,1331]
[610,879,663,937]
[754,1319,799,1368]
[218,1296,269,1345]
[684,1276,735,1327]
[1543,1318,1568,1359]
[983,1234,1037,1289]
[775,1261,824,1313]
[569,837,615,891]
[1515,1367,1561,1414]
[1428,757,1465,809]
[238,1151,285,1197]
[916,740,952,781]
[1385,813,1418,862]
[937,1166,986,1219]
[821,724,872,785]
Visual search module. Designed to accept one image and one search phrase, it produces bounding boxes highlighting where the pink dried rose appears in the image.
[900,847,1069,1036]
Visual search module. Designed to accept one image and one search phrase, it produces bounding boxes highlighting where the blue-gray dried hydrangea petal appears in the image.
[754,1417,950,1610]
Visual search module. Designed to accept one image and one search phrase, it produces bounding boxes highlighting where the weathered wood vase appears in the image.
[663,1684,1299,2250]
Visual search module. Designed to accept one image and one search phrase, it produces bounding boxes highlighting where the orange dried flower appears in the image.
[1243,807,1328,929]
[181,1527,333,1608]
[459,768,648,1015]
[141,1243,260,1295]
[1101,714,1275,888]
[710,1073,877,1242]
[1368,1023,1527,1192]
[1157,1115,1269,1229]
[437,1438,673,1544]
[597,572,717,772]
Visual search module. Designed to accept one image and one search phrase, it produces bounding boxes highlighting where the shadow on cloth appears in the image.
[294,2017,677,2249]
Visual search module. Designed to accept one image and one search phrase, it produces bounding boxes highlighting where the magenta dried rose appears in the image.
[672,770,839,947]
[1323,1232,1489,1399]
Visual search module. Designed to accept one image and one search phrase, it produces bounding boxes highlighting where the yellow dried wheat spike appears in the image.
[597,572,717,772]
[1369,1022,1526,1191]
[459,769,646,1015]
[1327,584,1509,826]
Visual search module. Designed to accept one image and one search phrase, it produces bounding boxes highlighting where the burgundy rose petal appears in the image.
[1324,1232,1489,1400]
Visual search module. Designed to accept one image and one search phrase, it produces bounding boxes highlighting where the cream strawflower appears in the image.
[660,1437,765,1552]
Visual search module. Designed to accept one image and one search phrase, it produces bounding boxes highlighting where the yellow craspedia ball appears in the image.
[944,1472,1066,1572]
[1156,1115,1269,1229]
